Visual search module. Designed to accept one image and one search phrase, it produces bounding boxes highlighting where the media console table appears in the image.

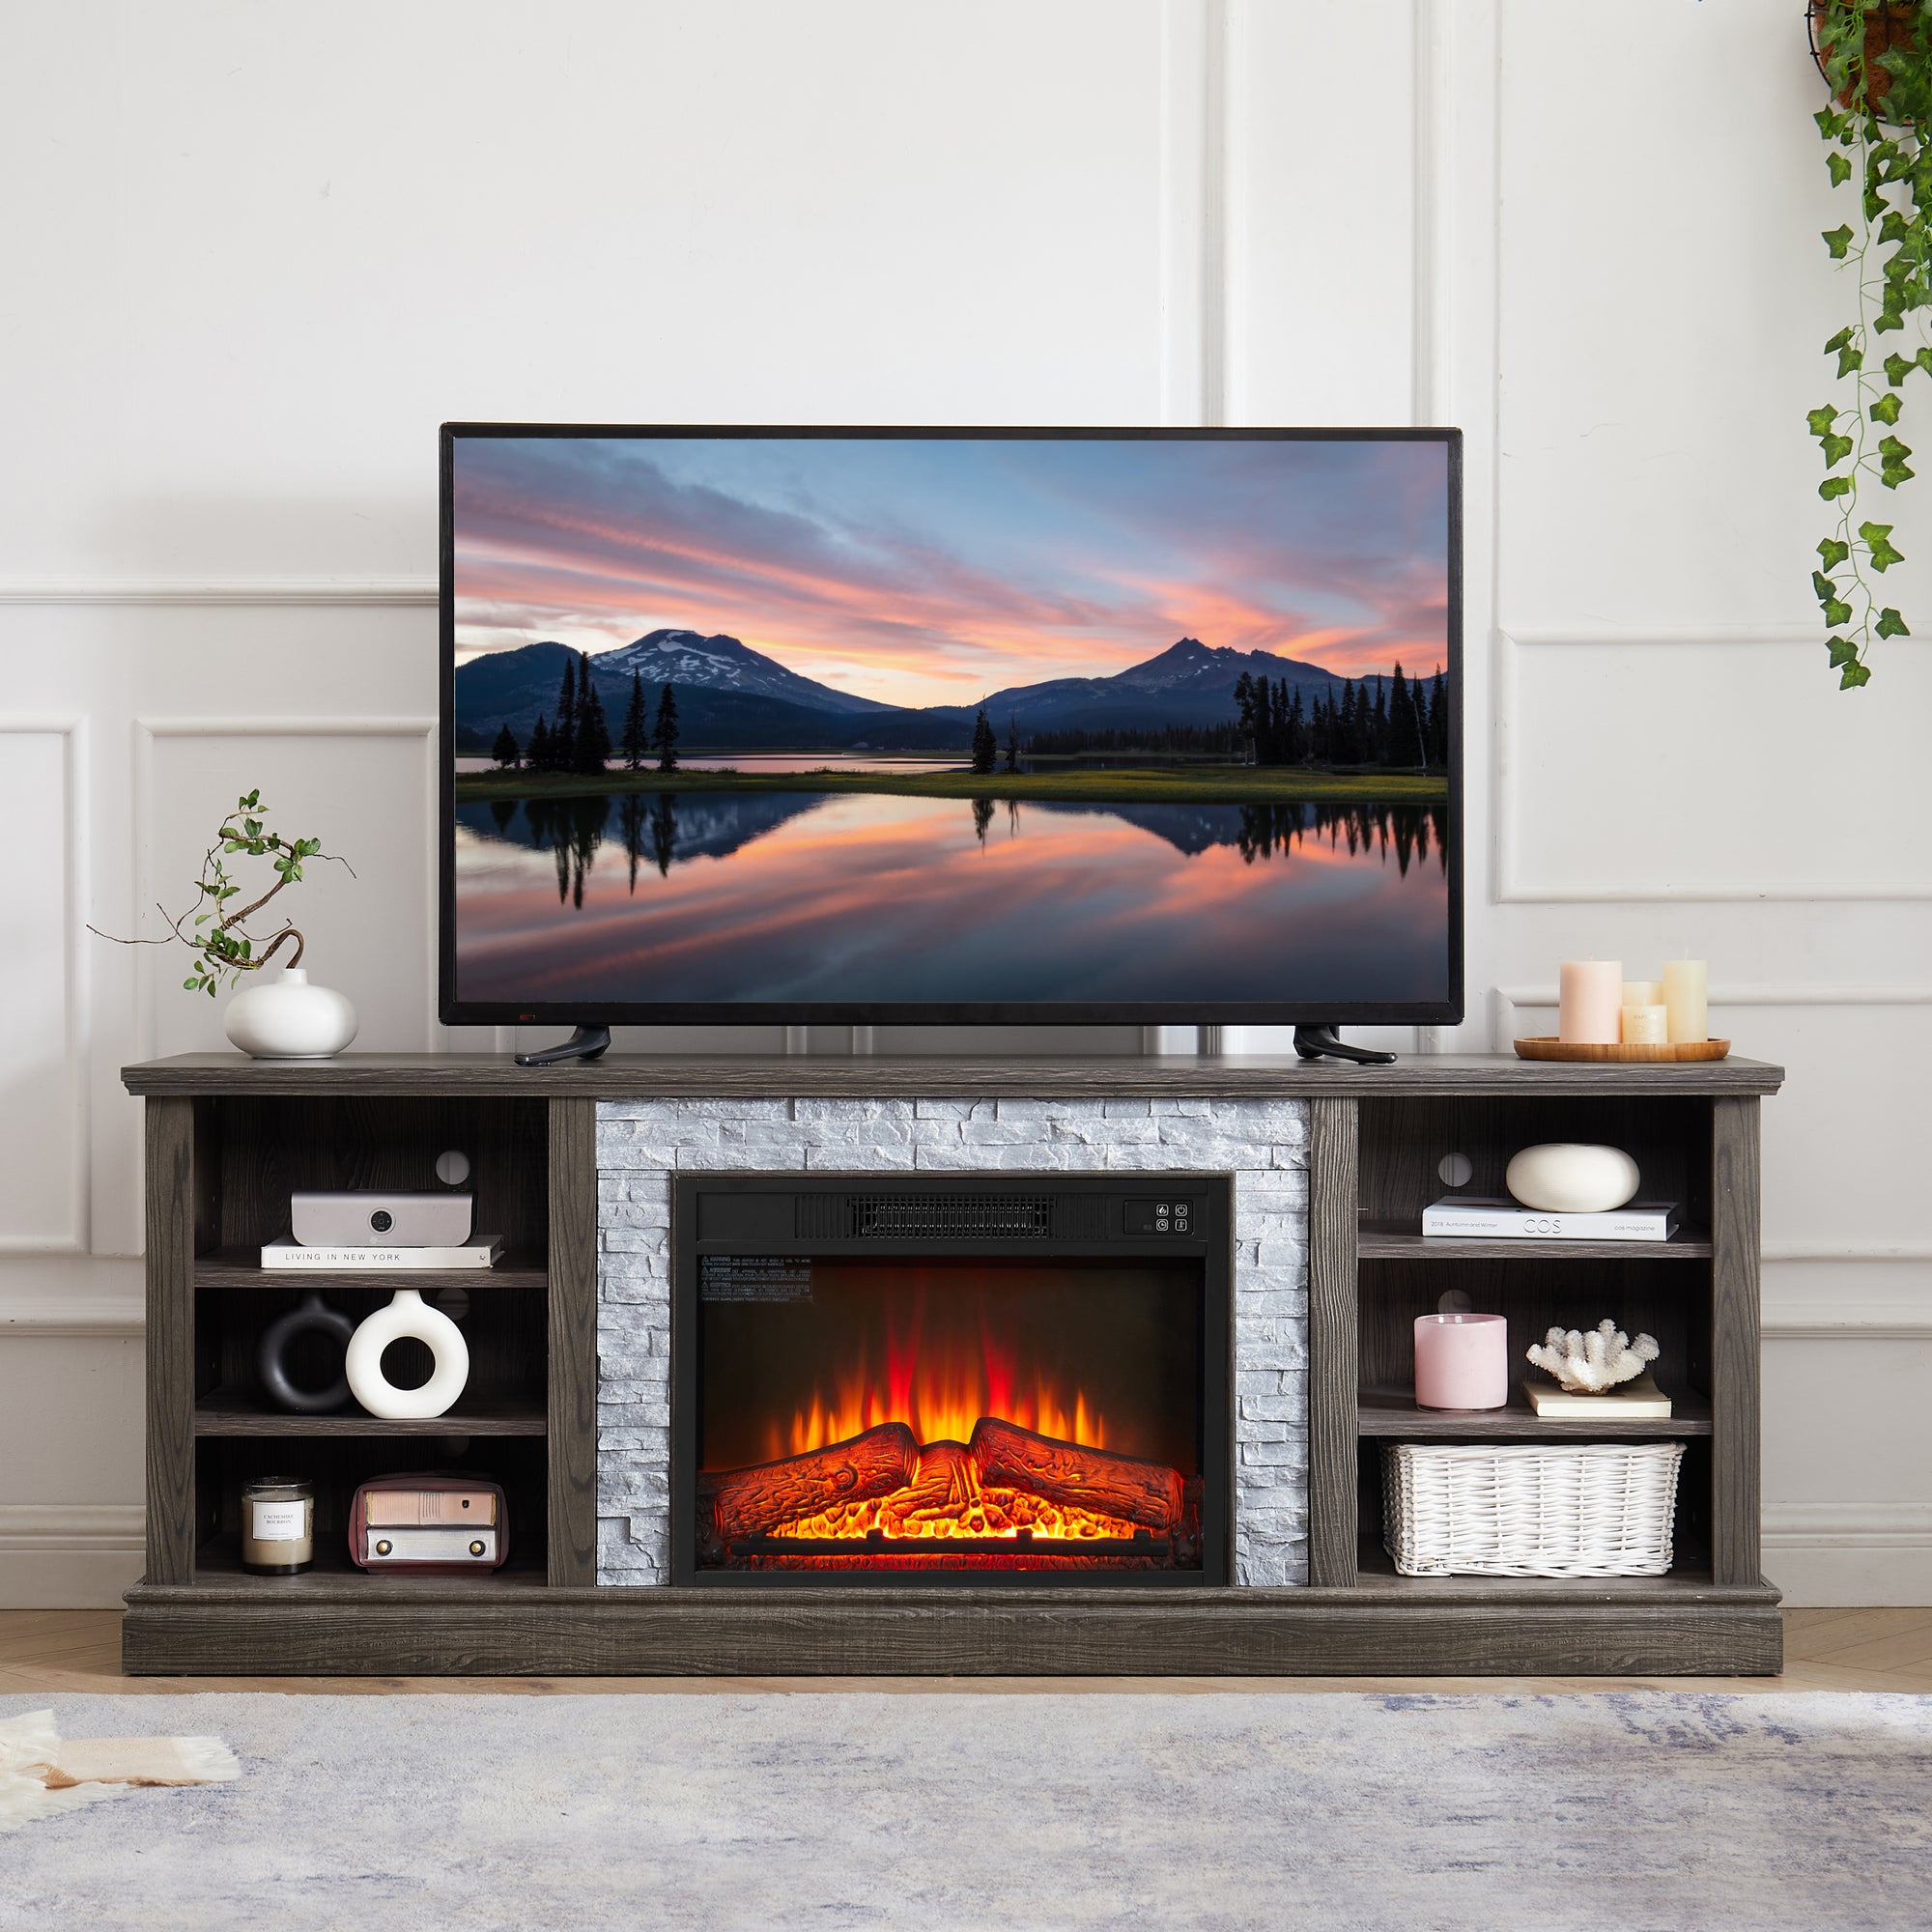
[121,1051,1783,1676]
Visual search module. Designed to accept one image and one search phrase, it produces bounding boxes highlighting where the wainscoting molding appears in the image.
[1492,631,1932,903]
[131,716,440,1067]
[0,1504,146,1610]
[0,581,436,606]
[1764,1502,1932,1607]
[0,717,88,1258]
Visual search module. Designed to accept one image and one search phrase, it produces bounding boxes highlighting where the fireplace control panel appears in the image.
[1124,1197,1195,1236]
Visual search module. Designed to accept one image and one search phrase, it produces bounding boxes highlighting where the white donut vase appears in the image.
[345,1288,469,1419]
[1504,1143,1641,1215]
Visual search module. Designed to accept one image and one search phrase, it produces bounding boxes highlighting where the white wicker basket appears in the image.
[1382,1440,1685,1577]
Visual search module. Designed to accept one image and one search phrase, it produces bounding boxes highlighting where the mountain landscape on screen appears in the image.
[452,631,1359,753]
[447,432,1456,1010]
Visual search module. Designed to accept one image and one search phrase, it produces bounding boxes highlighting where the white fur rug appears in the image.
[2,1691,1929,1930]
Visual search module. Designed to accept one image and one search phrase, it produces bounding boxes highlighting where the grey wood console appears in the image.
[120,1051,1784,1676]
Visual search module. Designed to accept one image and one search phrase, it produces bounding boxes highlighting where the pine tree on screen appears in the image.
[492,723,520,769]
[1003,717,1021,773]
[528,714,553,772]
[554,658,578,769]
[574,653,612,772]
[971,707,997,773]
[1388,663,1418,770]
[653,684,680,772]
[621,670,647,770]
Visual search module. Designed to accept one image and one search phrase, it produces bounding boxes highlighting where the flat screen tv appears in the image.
[440,425,1462,1037]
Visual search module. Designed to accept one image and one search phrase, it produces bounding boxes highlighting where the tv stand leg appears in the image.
[514,1024,612,1067]
[1293,1023,1397,1066]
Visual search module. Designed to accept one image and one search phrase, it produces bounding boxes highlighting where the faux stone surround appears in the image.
[595,1095,1311,1587]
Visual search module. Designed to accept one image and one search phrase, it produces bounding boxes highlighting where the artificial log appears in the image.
[698,1421,920,1543]
[968,1416,1183,1532]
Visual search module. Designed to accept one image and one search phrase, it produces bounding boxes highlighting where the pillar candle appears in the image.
[1558,959,1623,1043]
[1622,1003,1669,1045]
[1414,1313,1509,1410]
[1662,959,1708,1045]
[1622,980,1662,1008]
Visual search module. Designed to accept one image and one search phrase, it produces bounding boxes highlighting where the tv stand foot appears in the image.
[514,1024,612,1067]
[1293,1024,1397,1066]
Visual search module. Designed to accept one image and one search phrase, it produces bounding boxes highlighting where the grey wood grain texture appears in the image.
[1307,1097,1359,1588]
[1354,1386,1713,1439]
[144,1097,197,1585]
[1710,1096,1763,1587]
[121,1051,1788,1100]
[547,1097,599,1588]
[119,1589,1784,1676]
[1357,1227,1713,1262]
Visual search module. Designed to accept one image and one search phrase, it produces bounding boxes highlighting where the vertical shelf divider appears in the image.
[1710,1094,1763,1586]
[1307,1096,1359,1588]
[547,1096,600,1586]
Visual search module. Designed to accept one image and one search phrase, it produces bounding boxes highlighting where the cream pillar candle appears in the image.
[1622,1003,1669,1045]
[1558,960,1623,1043]
[1662,959,1708,1045]
[1622,980,1662,1009]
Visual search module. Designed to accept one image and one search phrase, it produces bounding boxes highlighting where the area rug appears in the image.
[2,1691,1928,1930]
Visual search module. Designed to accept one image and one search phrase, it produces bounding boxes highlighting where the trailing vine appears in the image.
[1810,2,1932,688]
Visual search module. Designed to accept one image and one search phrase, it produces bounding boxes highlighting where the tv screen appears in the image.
[440,425,1461,1028]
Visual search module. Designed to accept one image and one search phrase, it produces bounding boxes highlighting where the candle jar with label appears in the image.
[242,1477,315,1575]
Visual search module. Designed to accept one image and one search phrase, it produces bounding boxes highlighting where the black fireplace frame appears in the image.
[670,1172,1235,1589]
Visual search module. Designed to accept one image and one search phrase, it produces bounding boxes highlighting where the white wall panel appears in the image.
[142,724,434,1059]
[1228,1,1418,426]
[1494,0,1919,633]
[0,0,1170,587]
[1503,638,1932,900]
[0,726,83,1252]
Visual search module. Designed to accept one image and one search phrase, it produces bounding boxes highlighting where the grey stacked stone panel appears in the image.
[595,1094,1311,1587]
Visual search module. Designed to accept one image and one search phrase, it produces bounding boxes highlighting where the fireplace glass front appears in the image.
[673,1178,1230,1586]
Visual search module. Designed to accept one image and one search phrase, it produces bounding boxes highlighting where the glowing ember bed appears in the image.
[673,1179,1231,1587]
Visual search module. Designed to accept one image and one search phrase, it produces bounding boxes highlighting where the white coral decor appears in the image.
[1525,1319,1660,1395]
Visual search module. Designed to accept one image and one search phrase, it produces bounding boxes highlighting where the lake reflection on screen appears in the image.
[452,789,1449,1007]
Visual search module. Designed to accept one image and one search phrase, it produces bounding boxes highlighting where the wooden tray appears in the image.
[1515,1037,1730,1064]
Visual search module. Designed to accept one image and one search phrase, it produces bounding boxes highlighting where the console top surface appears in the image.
[121,1050,1785,1099]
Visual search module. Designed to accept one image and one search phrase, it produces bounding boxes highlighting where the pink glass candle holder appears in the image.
[1413,1312,1509,1410]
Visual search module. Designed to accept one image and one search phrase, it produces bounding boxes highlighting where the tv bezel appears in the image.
[439,422,1463,1030]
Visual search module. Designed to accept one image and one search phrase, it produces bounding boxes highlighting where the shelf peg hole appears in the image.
[435,1149,471,1187]
[1436,1289,1472,1315]
[435,1286,470,1324]
[1437,1151,1473,1188]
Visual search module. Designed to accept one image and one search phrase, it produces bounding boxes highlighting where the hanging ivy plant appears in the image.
[1808,2,1932,688]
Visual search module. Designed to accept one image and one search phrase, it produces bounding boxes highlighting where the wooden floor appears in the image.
[3,1607,1929,1695]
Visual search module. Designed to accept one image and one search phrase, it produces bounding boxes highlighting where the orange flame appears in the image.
[766,1299,1105,1462]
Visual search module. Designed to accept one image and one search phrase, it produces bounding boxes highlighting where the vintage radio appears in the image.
[348,1472,508,1574]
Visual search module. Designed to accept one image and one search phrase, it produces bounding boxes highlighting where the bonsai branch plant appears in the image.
[1807,1,1932,688]
[94,789,360,1059]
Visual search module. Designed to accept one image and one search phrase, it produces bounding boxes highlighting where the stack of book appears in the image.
[1421,1199,1680,1242]
[261,1236,504,1269]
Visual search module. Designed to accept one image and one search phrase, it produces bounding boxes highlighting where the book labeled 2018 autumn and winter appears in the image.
[1420,1199,1681,1241]
[259,1236,505,1270]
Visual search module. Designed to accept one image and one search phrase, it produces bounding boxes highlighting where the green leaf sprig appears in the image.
[90,789,353,997]
[1809,3,1932,688]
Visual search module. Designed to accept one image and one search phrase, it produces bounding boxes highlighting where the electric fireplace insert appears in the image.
[671,1174,1233,1587]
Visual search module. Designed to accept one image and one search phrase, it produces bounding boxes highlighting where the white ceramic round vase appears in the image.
[222,966,358,1060]
[1504,1143,1641,1214]
[345,1289,470,1420]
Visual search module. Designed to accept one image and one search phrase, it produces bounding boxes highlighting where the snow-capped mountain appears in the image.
[593,630,895,715]
[973,638,1351,733]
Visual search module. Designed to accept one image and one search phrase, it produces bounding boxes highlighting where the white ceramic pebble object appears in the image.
[1504,1142,1640,1214]
[222,967,358,1060]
